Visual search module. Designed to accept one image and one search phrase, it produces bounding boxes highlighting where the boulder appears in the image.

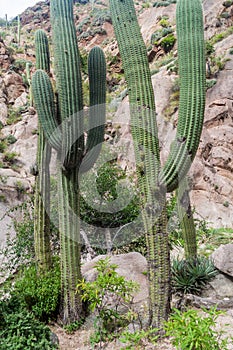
[211,244,233,277]
[4,72,25,103]
[82,252,149,304]
[202,273,233,299]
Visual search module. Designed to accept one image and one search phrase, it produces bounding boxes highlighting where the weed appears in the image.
[164,307,230,350]
[77,257,139,346]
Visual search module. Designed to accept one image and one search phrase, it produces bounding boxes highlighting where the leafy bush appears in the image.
[12,260,60,322]
[77,257,139,345]
[164,308,230,350]
[160,34,176,52]
[0,297,57,349]
[171,256,218,295]
[223,0,233,7]
[150,27,173,44]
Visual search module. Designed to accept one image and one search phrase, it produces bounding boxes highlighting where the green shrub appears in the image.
[171,256,218,295]
[3,151,18,164]
[164,308,230,350]
[6,134,17,144]
[12,260,60,322]
[150,27,173,44]
[0,297,57,349]
[77,257,139,345]
[223,0,233,7]
[0,140,7,152]
[220,11,230,19]
[160,33,176,52]
[206,79,217,90]
[7,106,22,125]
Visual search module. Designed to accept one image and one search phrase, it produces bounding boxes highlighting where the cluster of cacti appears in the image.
[32,0,106,324]
[33,29,52,272]
[110,0,205,328]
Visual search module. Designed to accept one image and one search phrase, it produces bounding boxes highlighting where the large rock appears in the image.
[82,252,148,304]
[211,244,233,277]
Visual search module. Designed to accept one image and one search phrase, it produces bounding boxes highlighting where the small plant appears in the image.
[7,106,22,125]
[3,151,18,164]
[171,256,218,295]
[6,134,17,144]
[0,140,7,152]
[164,307,230,350]
[223,0,233,7]
[63,319,84,334]
[77,257,139,345]
[119,328,159,349]
[160,33,176,52]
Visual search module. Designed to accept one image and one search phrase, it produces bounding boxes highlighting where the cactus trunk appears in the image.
[58,167,83,323]
[110,0,205,329]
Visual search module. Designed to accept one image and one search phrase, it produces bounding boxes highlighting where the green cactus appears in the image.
[17,15,21,46]
[110,0,205,328]
[177,177,197,259]
[32,0,106,324]
[33,29,52,272]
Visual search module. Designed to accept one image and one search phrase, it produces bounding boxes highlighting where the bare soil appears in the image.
[50,309,233,350]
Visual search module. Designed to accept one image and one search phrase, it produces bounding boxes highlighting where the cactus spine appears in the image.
[33,29,52,272]
[110,0,205,328]
[32,0,106,324]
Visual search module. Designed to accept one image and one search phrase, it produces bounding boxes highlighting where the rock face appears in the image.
[211,244,233,277]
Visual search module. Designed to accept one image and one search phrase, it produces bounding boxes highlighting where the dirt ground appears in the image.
[50,309,233,350]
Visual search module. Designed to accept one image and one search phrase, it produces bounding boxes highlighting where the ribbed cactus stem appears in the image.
[32,70,62,151]
[177,177,197,259]
[50,0,84,169]
[17,15,21,46]
[159,0,206,192]
[33,29,52,272]
[35,29,50,73]
[80,46,106,173]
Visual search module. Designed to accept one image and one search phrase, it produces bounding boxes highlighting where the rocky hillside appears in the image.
[0,0,232,229]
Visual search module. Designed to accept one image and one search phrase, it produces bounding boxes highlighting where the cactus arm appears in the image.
[159,0,206,192]
[35,29,50,73]
[80,46,106,173]
[50,0,84,169]
[32,69,62,151]
[33,29,52,271]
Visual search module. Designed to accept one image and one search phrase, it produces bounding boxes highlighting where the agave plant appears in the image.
[171,256,218,295]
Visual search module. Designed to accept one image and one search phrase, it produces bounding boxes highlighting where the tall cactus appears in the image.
[109,0,205,328]
[32,0,106,324]
[33,29,52,272]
